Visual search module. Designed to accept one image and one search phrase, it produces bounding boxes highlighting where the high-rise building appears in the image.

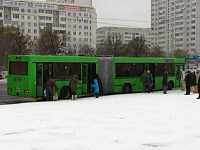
[151,0,200,56]
[46,0,92,6]
[0,0,96,53]
[97,26,151,46]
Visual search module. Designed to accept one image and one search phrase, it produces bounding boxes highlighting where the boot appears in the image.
[72,95,75,100]
[75,95,77,100]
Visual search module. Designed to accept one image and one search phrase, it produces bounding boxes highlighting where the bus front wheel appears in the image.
[123,84,132,94]
[60,87,71,99]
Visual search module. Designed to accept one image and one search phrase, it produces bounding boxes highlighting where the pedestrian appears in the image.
[197,75,200,99]
[140,70,147,92]
[69,74,79,100]
[181,71,186,91]
[46,76,57,101]
[190,71,197,92]
[162,71,168,94]
[94,74,104,96]
[91,79,99,98]
[146,70,153,93]
[185,71,191,95]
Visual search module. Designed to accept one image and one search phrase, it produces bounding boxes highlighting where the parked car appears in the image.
[0,74,3,80]
[0,71,7,79]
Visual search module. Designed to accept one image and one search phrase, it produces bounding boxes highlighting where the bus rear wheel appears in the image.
[123,84,132,94]
[168,82,173,90]
[60,87,71,99]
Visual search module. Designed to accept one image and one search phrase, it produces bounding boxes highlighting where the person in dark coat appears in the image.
[46,76,57,101]
[140,70,147,92]
[197,75,200,99]
[146,70,153,93]
[185,71,191,95]
[94,74,104,96]
[162,71,168,94]
[190,71,197,92]
[69,74,79,100]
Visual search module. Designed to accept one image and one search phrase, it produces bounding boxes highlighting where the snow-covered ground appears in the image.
[1,90,200,150]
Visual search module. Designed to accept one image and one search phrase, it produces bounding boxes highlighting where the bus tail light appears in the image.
[24,90,29,93]
[8,88,12,91]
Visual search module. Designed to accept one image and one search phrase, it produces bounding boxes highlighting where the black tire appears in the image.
[60,87,71,99]
[123,84,132,94]
[168,82,173,90]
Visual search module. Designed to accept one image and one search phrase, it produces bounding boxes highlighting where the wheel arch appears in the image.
[122,82,132,93]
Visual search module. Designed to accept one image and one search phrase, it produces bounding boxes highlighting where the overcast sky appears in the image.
[92,0,151,28]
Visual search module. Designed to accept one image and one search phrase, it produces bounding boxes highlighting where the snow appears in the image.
[1,90,200,150]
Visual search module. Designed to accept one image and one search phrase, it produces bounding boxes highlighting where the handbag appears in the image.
[53,93,58,101]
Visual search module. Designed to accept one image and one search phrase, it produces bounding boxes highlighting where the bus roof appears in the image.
[8,55,185,63]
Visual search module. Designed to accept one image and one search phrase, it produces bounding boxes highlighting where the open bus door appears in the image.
[149,63,156,89]
[82,64,88,94]
[36,63,43,97]
[175,64,181,87]
[82,63,97,94]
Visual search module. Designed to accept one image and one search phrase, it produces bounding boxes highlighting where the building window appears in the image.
[28,22,31,27]
[13,14,19,18]
[12,7,19,11]
[84,26,88,30]
[84,32,88,36]
[84,38,88,42]
[34,23,37,27]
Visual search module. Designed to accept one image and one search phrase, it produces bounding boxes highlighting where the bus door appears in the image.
[149,63,156,89]
[82,64,88,94]
[36,63,43,97]
[175,64,181,87]
[82,63,97,94]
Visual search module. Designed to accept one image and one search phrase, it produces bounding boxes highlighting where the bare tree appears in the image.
[174,49,189,58]
[36,28,69,55]
[0,26,29,70]
[126,36,149,57]
[149,46,166,57]
[79,44,96,56]
[96,33,124,57]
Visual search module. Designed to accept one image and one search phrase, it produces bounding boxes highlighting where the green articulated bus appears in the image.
[7,55,185,99]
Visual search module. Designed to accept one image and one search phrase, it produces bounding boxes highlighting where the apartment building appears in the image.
[0,0,96,51]
[46,0,92,6]
[97,26,151,46]
[151,0,200,56]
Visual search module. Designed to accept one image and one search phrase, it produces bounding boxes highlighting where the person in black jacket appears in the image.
[190,71,197,92]
[162,71,168,94]
[185,71,191,95]
[196,75,200,99]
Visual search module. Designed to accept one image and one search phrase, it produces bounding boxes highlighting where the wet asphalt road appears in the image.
[0,82,37,105]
